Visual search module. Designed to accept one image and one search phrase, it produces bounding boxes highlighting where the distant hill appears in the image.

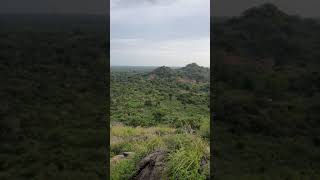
[149,63,209,83]
[149,66,175,78]
[213,3,320,66]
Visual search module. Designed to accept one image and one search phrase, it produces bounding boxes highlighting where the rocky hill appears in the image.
[148,63,209,83]
[148,66,175,79]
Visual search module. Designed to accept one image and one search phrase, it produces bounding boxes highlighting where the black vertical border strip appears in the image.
[106,0,111,179]
[210,0,214,179]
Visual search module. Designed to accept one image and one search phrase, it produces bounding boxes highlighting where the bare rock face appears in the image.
[131,150,168,180]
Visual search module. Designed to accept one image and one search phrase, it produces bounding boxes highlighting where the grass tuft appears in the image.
[165,135,210,180]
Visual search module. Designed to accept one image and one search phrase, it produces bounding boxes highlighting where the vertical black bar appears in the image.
[106,0,111,178]
[212,1,320,179]
[0,0,109,179]
[210,0,215,179]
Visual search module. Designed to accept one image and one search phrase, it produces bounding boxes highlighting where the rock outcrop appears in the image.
[131,150,168,180]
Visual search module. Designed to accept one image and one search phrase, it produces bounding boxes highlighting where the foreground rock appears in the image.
[131,150,168,180]
[111,152,135,164]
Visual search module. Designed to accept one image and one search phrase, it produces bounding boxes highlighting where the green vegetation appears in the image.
[165,136,209,180]
[213,3,320,179]
[110,64,210,179]
[0,15,107,179]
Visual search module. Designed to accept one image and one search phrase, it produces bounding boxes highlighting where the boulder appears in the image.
[131,150,168,180]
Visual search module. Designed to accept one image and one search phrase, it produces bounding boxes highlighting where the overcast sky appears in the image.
[3,0,319,67]
[111,0,210,67]
[212,0,320,17]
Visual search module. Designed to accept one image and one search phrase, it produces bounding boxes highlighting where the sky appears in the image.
[110,0,210,67]
[212,0,320,17]
[2,0,320,67]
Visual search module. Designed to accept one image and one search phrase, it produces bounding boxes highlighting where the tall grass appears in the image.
[110,124,210,179]
[110,159,135,180]
[165,135,210,180]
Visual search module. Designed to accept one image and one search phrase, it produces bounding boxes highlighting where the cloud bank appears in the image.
[111,0,210,67]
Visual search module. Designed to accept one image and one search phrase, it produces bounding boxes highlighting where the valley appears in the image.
[110,63,210,179]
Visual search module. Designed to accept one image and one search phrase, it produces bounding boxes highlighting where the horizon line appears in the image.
[110,64,210,68]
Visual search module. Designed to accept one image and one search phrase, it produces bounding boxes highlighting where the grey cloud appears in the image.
[112,0,176,8]
[111,0,210,67]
